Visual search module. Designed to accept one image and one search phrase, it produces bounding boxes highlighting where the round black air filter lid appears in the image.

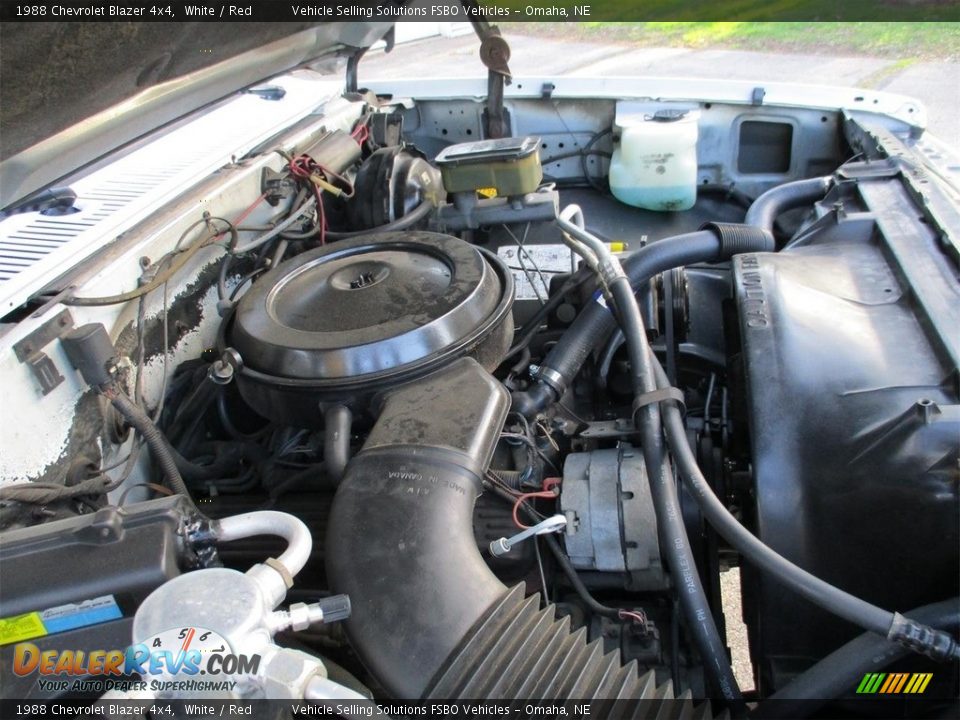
[229,231,510,385]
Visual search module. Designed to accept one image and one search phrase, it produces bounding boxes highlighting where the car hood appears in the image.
[0,21,396,210]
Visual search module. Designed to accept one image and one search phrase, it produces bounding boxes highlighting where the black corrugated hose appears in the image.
[327,360,714,711]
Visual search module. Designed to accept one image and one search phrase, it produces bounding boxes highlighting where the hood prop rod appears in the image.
[464,1,512,139]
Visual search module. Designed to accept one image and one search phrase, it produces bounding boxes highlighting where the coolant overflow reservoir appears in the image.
[609,106,700,211]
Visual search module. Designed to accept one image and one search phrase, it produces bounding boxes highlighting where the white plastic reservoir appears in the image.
[608,105,700,211]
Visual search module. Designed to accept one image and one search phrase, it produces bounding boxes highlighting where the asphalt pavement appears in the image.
[362,30,960,150]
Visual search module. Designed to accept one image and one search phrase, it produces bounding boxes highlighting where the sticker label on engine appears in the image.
[0,595,121,646]
[498,243,576,301]
[498,241,630,301]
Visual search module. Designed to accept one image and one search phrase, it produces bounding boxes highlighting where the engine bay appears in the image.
[0,79,957,717]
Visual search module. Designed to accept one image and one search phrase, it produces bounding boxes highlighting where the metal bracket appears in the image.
[12,309,74,395]
[345,48,367,95]
[579,418,637,439]
[344,24,393,96]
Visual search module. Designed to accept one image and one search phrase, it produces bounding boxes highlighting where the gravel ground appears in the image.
[721,568,755,692]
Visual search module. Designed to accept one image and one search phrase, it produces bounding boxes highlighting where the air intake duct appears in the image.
[326,359,691,706]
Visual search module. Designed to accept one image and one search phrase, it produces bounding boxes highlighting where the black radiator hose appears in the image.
[606,244,742,703]
[651,352,960,664]
[327,358,699,704]
[744,175,832,232]
[512,223,774,418]
[757,598,959,716]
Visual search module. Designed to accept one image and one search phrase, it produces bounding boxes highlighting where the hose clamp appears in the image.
[534,366,566,396]
[631,386,686,418]
[208,359,234,386]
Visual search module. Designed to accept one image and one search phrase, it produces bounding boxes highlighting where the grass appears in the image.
[856,57,921,87]
[506,22,960,61]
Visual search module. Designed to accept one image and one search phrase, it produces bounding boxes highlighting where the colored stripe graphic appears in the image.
[906,673,933,693]
[882,673,907,693]
[892,673,910,693]
[879,674,896,693]
[857,672,932,694]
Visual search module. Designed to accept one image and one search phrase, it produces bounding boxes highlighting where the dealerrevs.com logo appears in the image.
[13,626,261,694]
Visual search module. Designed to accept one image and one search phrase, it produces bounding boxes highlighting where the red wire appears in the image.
[507,474,647,629]
[232,192,268,227]
[512,490,558,530]
[215,192,268,243]
[288,155,326,245]
[618,609,648,626]
[351,118,369,146]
